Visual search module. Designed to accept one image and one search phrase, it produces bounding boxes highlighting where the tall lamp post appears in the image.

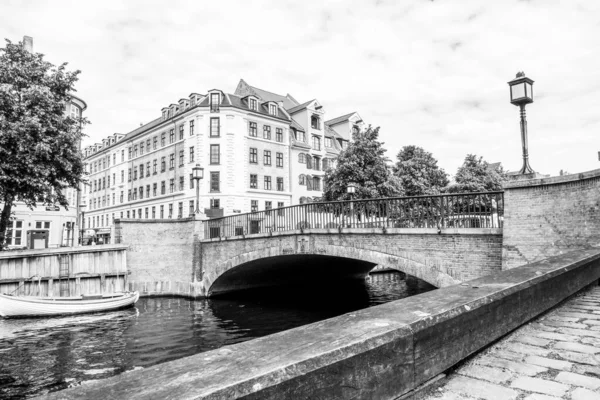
[192,164,204,214]
[347,183,356,228]
[79,204,87,246]
[508,71,535,175]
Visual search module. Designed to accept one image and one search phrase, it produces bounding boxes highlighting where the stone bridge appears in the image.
[198,227,503,296]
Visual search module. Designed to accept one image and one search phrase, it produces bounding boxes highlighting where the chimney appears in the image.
[23,36,33,52]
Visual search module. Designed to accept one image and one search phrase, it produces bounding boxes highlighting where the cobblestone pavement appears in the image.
[420,285,600,400]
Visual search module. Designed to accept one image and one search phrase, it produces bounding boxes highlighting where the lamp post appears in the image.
[192,164,204,214]
[508,72,535,175]
[347,183,356,228]
[79,204,87,246]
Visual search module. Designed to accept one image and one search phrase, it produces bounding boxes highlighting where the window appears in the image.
[168,204,173,218]
[325,137,332,148]
[277,202,284,216]
[264,176,271,190]
[249,98,257,110]
[311,114,320,130]
[312,136,321,151]
[107,175,110,187]
[269,104,277,115]
[250,174,257,189]
[299,174,306,185]
[210,171,220,192]
[190,174,194,189]
[251,200,258,212]
[139,187,143,199]
[112,193,116,205]
[120,191,123,203]
[145,208,149,219]
[102,177,106,189]
[314,158,321,171]
[169,178,175,193]
[189,120,194,136]
[276,128,283,142]
[277,177,284,191]
[179,176,184,191]
[169,153,175,169]
[178,202,183,218]
[352,125,360,135]
[210,93,220,112]
[146,185,150,198]
[179,150,184,166]
[153,136,157,150]
[210,199,220,209]
[134,145,138,157]
[121,170,124,183]
[132,188,137,200]
[179,125,184,140]
[152,206,156,219]
[121,149,125,162]
[128,189,131,201]
[263,150,271,165]
[161,157,166,172]
[126,211,130,219]
[161,181,166,195]
[35,221,51,229]
[189,146,194,163]
[298,153,306,163]
[249,122,257,137]
[133,168,137,180]
[107,155,111,167]
[249,148,258,163]
[265,201,272,216]
[161,132,166,146]
[189,200,194,215]
[146,162,151,177]
[263,125,271,140]
[323,158,329,170]
[169,129,175,144]
[153,183,157,196]
[140,142,144,155]
[139,164,144,179]
[160,205,164,219]
[276,152,283,168]
[306,176,313,190]
[306,155,313,169]
[210,144,220,164]
[153,159,157,174]
[210,118,220,137]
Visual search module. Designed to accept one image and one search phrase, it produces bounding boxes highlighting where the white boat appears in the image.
[0,291,140,318]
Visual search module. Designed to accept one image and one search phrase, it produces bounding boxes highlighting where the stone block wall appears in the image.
[502,168,600,270]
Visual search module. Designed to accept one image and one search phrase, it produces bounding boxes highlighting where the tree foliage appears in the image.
[393,145,449,196]
[0,39,88,249]
[323,126,402,201]
[446,154,506,193]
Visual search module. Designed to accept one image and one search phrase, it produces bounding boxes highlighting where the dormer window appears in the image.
[352,125,360,135]
[190,97,196,107]
[210,93,220,112]
[249,98,257,111]
[269,104,277,116]
[311,114,321,130]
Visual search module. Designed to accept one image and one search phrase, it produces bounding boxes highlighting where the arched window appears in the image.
[306,155,313,170]
[298,153,305,163]
[299,174,306,185]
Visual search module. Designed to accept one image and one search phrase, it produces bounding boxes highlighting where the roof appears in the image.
[325,125,345,141]
[234,79,300,110]
[325,112,356,126]
[286,99,315,114]
[290,120,305,132]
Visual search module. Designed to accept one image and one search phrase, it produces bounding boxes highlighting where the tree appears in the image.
[0,39,88,250]
[393,145,449,197]
[446,154,506,193]
[323,125,402,201]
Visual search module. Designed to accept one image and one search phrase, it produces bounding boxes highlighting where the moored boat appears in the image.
[0,291,140,318]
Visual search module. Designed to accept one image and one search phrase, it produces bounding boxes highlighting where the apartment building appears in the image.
[82,80,363,243]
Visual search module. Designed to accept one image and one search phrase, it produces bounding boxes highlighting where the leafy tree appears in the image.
[0,39,88,250]
[393,145,449,196]
[323,125,402,201]
[446,154,506,193]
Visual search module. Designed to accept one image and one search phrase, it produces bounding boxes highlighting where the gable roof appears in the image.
[290,120,305,132]
[287,99,315,114]
[325,112,357,126]
[234,79,299,110]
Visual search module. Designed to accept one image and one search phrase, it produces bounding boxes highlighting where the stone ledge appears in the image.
[41,248,600,400]
[504,167,600,189]
[0,244,129,259]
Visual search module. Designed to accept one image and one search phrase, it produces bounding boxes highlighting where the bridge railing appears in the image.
[204,191,504,239]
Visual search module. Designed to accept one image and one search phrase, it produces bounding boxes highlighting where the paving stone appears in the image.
[555,371,600,389]
[568,305,598,311]
[510,376,569,396]
[573,364,600,378]
[445,376,519,400]
[560,327,600,338]
[434,391,474,400]
[553,342,600,354]
[558,312,600,320]
[515,335,552,347]
[522,394,562,400]
[504,342,552,357]
[557,350,600,366]
[580,337,600,347]
[543,320,589,329]
[531,323,558,332]
[589,325,600,331]
[547,316,580,323]
[524,355,573,371]
[582,319,600,326]
[570,387,600,400]
[476,356,547,376]
[531,331,580,342]
[457,364,512,384]
[493,349,526,362]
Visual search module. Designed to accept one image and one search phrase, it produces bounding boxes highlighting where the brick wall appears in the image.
[502,168,600,270]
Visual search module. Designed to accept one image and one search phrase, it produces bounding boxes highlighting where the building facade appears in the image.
[81,80,362,242]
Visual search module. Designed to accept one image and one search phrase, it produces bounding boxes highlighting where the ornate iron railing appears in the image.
[204,191,504,239]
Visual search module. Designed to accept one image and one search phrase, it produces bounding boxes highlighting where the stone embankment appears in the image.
[422,286,600,400]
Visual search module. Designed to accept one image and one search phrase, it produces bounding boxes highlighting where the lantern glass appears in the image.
[525,82,533,101]
[192,165,204,180]
[511,83,526,102]
[347,184,356,194]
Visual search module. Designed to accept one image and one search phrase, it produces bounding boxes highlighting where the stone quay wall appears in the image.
[502,168,600,270]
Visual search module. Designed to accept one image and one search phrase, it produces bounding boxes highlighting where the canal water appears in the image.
[0,271,435,399]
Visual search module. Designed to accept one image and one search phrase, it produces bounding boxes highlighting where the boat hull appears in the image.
[0,292,140,318]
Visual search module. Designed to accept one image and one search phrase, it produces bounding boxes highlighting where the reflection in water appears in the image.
[0,271,434,398]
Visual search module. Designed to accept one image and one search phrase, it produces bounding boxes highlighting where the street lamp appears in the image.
[192,164,204,214]
[347,183,356,228]
[79,203,87,246]
[508,71,535,175]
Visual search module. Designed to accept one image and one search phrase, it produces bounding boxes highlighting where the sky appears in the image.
[2,0,600,177]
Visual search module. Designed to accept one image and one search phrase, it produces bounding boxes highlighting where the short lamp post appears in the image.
[192,164,204,214]
[347,183,356,228]
[508,71,535,175]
